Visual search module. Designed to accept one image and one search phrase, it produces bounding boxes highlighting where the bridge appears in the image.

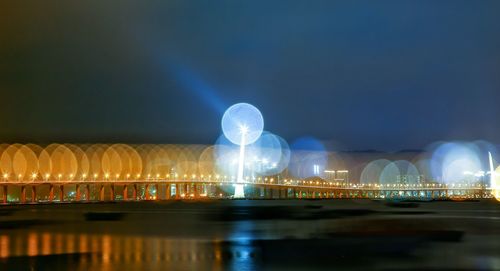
[0,143,497,203]
[0,179,492,204]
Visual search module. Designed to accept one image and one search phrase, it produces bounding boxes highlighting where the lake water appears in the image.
[1,199,500,270]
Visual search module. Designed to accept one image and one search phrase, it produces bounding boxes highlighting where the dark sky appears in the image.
[1,1,499,151]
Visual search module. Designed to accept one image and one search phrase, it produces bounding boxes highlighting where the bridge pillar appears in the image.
[257,186,263,198]
[133,184,137,200]
[145,184,150,200]
[165,184,171,200]
[85,184,90,201]
[175,184,180,199]
[20,186,26,204]
[193,184,199,198]
[99,185,104,201]
[2,185,7,203]
[76,184,81,201]
[31,186,36,203]
[110,185,115,201]
[213,184,219,198]
[59,185,64,202]
[154,184,159,200]
[49,184,54,202]
[184,183,188,197]
[123,185,128,200]
[266,187,271,199]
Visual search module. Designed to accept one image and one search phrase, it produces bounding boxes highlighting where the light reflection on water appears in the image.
[0,231,237,271]
[1,201,500,270]
[227,221,258,271]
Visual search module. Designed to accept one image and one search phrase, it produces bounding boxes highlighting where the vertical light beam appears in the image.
[234,126,248,198]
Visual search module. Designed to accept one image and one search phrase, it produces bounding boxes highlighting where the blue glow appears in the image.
[168,62,227,114]
[430,141,483,184]
[247,132,290,176]
[289,137,327,179]
[213,131,290,178]
[222,103,264,146]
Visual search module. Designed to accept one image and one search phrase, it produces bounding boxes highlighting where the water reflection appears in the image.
[0,232,246,271]
[227,221,259,271]
[1,201,500,270]
[0,235,8,258]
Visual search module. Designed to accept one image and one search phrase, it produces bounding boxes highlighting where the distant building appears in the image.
[324,170,349,184]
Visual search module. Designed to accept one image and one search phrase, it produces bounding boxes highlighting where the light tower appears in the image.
[221,103,264,198]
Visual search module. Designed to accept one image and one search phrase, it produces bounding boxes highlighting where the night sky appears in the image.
[1,1,499,151]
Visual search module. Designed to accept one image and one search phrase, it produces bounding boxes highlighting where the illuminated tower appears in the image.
[221,103,264,198]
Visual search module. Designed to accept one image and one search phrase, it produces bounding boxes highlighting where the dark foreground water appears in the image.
[1,199,500,270]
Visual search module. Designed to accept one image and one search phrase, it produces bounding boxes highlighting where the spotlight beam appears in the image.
[234,126,248,198]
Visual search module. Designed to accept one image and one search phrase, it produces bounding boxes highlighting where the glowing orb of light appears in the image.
[221,103,264,146]
[288,137,328,179]
[247,132,291,176]
[379,162,400,185]
[360,159,391,185]
[213,134,240,177]
[430,141,482,184]
[213,132,291,177]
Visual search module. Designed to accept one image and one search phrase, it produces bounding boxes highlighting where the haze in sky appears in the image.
[1,0,499,151]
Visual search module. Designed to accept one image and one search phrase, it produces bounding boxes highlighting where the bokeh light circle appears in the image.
[221,103,264,146]
[288,137,328,179]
